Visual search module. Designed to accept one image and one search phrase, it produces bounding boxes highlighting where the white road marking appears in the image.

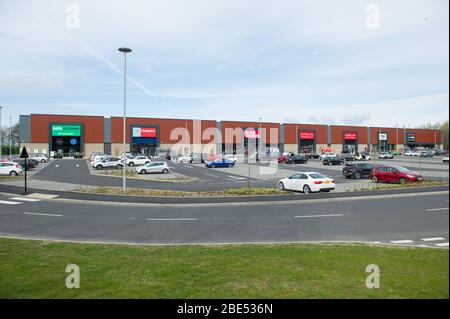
[294,214,344,219]
[205,173,219,178]
[422,237,447,242]
[76,164,79,168]
[55,164,60,168]
[434,242,449,247]
[227,175,247,180]
[146,218,198,221]
[0,200,22,205]
[390,240,414,244]
[24,212,62,217]
[426,208,449,212]
[9,197,42,202]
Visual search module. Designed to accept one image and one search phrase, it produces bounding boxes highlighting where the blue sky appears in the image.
[0,0,448,128]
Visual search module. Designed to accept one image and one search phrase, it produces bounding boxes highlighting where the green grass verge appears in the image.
[0,238,447,298]
[346,180,448,192]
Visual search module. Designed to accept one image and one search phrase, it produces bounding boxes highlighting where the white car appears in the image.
[354,153,371,161]
[405,150,420,156]
[0,162,23,176]
[443,155,449,163]
[126,155,151,166]
[30,153,49,163]
[319,152,337,161]
[378,152,394,159]
[224,154,238,163]
[135,162,170,174]
[91,157,123,170]
[278,172,335,194]
[177,155,193,164]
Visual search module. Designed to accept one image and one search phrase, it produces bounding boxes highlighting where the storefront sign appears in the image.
[51,125,81,137]
[406,133,416,142]
[244,128,260,139]
[378,133,388,141]
[300,131,315,140]
[132,127,157,138]
[344,132,357,141]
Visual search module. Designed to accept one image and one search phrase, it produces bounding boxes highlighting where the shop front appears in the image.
[243,128,260,159]
[343,132,358,153]
[131,126,159,156]
[298,130,316,154]
[49,124,82,157]
[378,132,388,152]
[405,132,416,149]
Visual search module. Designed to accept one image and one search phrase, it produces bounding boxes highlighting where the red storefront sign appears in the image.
[244,128,260,139]
[133,127,157,138]
[344,132,357,141]
[300,131,315,140]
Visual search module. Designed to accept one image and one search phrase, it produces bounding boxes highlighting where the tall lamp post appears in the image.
[9,116,12,156]
[118,47,132,194]
[0,106,3,160]
[258,117,262,161]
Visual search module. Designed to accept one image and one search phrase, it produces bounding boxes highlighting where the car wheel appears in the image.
[145,161,150,165]
[372,176,378,183]
[329,163,333,166]
[9,171,18,176]
[162,169,169,174]
[116,164,123,169]
[278,182,285,191]
[128,162,135,167]
[141,169,147,174]
[41,159,46,163]
[354,172,361,179]
[96,165,103,170]
[399,178,407,185]
[303,185,312,194]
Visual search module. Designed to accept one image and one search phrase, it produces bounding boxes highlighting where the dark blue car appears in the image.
[205,158,236,168]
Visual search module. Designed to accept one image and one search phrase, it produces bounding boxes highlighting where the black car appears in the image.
[343,163,374,179]
[285,155,308,164]
[322,157,344,166]
[340,153,355,161]
[303,153,320,159]
[14,159,36,170]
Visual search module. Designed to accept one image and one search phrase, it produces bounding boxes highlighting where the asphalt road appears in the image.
[0,191,448,247]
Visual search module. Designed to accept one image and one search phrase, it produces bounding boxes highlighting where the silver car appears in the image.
[135,162,170,174]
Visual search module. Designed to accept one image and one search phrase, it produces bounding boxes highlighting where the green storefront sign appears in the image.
[51,125,81,137]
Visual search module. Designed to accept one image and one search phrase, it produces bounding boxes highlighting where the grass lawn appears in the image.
[0,238,448,299]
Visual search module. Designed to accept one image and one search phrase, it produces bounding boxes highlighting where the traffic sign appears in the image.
[20,146,29,159]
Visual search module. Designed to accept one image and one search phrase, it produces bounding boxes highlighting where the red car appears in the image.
[278,155,288,163]
[370,166,423,184]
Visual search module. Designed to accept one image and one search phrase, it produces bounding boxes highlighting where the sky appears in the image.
[0,0,449,128]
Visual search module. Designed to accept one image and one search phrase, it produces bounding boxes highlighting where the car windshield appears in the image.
[397,167,411,173]
[309,173,327,179]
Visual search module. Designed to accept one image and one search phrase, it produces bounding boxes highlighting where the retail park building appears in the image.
[19,114,444,158]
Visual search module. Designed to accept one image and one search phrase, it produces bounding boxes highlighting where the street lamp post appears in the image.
[258,117,262,161]
[118,47,132,195]
[9,116,12,156]
[0,106,3,160]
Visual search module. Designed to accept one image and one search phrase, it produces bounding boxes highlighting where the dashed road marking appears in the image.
[227,175,247,180]
[422,237,446,242]
[9,197,42,202]
[146,218,198,221]
[390,240,414,244]
[0,200,22,205]
[435,243,449,247]
[426,208,449,212]
[205,173,219,178]
[24,212,63,217]
[294,214,344,219]
[55,164,60,168]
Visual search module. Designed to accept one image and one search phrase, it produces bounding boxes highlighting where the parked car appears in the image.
[0,162,23,176]
[390,151,402,156]
[370,166,423,184]
[126,155,151,166]
[224,154,238,164]
[304,152,320,159]
[92,157,123,170]
[343,163,374,179]
[443,155,449,163]
[322,157,344,166]
[285,155,308,164]
[205,158,236,168]
[405,150,420,156]
[354,152,371,161]
[14,159,36,170]
[278,172,335,194]
[433,150,446,156]
[177,155,193,164]
[135,162,169,174]
[419,151,434,158]
[30,153,49,163]
[340,153,355,162]
[378,152,394,159]
[319,152,337,161]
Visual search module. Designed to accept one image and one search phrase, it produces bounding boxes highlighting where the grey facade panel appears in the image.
[216,121,222,154]
[367,127,371,145]
[280,124,285,144]
[19,115,31,143]
[327,126,332,145]
[104,118,111,143]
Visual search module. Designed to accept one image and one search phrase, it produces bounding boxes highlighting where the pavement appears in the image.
[0,191,448,247]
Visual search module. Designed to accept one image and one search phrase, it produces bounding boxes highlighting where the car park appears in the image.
[322,157,344,166]
[0,162,23,176]
[443,155,449,163]
[135,162,170,174]
[342,163,374,179]
[205,158,236,168]
[285,155,308,164]
[370,166,423,184]
[278,172,335,194]
[378,152,394,159]
[30,153,49,163]
[92,157,123,170]
[319,152,337,161]
[126,155,151,166]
